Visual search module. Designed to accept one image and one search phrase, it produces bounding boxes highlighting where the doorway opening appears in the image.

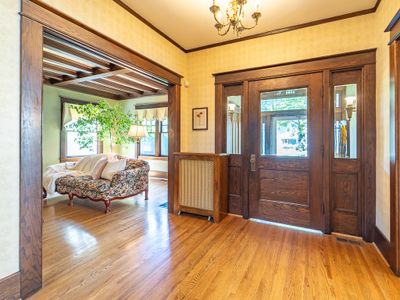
[20,2,181,297]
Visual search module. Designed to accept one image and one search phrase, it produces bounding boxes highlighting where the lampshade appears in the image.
[128,125,148,139]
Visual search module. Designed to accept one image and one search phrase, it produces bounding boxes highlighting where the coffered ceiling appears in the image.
[116,0,378,52]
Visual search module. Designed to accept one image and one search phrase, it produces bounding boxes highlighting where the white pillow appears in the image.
[101,159,127,181]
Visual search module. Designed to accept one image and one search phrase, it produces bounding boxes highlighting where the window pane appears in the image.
[66,131,97,157]
[260,88,308,157]
[140,119,156,156]
[140,134,156,155]
[161,133,168,156]
[334,84,357,159]
[227,95,241,154]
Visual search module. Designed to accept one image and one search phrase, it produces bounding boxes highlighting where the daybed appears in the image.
[54,158,149,213]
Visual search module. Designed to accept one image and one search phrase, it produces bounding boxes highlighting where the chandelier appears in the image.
[209,0,262,36]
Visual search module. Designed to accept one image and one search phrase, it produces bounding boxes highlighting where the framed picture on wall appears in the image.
[192,107,208,130]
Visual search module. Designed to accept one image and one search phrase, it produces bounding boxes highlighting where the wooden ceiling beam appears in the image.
[44,36,110,69]
[53,67,131,87]
[119,72,168,91]
[43,62,77,77]
[44,33,112,66]
[43,71,62,81]
[104,76,159,93]
[95,79,145,96]
[61,84,120,100]
[78,81,133,97]
[43,52,93,74]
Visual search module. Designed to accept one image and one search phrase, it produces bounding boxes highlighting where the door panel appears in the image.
[248,73,324,230]
[330,70,362,236]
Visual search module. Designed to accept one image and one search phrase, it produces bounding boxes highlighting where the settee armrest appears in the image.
[110,165,149,187]
[107,161,149,199]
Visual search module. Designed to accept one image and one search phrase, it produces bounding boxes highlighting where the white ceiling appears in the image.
[120,0,377,50]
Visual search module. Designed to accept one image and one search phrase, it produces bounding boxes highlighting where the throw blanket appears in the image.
[43,154,108,197]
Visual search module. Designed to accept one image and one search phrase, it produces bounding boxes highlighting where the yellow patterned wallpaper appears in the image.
[37,0,399,239]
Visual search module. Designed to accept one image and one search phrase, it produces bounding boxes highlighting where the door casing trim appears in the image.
[214,49,376,242]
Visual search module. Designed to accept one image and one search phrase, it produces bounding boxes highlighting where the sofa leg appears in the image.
[145,188,149,200]
[68,193,74,207]
[104,200,111,214]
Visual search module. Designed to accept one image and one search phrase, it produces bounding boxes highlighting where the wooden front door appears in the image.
[248,73,324,230]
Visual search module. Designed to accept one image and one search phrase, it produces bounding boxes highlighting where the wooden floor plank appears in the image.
[29,179,400,299]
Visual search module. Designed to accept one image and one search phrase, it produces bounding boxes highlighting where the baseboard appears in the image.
[149,170,168,179]
[0,272,20,300]
[374,226,392,266]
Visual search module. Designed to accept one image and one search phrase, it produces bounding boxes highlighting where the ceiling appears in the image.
[43,32,168,100]
[118,0,378,51]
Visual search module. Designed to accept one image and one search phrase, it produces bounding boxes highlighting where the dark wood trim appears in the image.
[192,107,208,131]
[214,49,376,84]
[384,33,400,275]
[241,81,250,219]
[386,9,400,45]
[114,0,381,53]
[362,63,377,242]
[20,17,43,298]
[385,9,400,32]
[0,272,20,300]
[113,0,186,53]
[149,170,168,179]
[139,155,168,161]
[20,4,181,298]
[135,102,168,110]
[378,11,400,276]
[374,226,393,271]
[322,70,331,233]
[214,84,224,153]
[168,84,181,213]
[22,0,183,84]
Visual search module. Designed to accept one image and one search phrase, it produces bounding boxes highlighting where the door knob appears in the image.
[250,154,256,172]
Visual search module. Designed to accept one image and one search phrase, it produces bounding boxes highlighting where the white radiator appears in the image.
[178,159,214,211]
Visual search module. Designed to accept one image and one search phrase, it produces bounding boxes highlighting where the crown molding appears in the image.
[114,0,381,53]
[113,0,187,53]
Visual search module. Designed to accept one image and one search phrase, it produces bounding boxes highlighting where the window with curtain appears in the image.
[61,98,101,160]
[136,106,168,157]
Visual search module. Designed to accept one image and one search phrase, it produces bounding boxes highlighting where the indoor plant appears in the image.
[67,100,135,153]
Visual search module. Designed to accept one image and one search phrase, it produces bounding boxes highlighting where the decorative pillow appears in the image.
[101,159,127,181]
[91,158,108,180]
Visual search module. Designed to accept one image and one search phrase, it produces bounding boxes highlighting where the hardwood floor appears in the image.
[30,179,400,299]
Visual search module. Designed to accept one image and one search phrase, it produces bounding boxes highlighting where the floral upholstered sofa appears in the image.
[55,159,150,213]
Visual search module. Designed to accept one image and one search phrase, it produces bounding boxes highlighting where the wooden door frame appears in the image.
[378,10,400,276]
[214,49,376,240]
[20,0,181,298]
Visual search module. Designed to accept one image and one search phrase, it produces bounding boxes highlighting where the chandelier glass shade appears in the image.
[210,0,262,36]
